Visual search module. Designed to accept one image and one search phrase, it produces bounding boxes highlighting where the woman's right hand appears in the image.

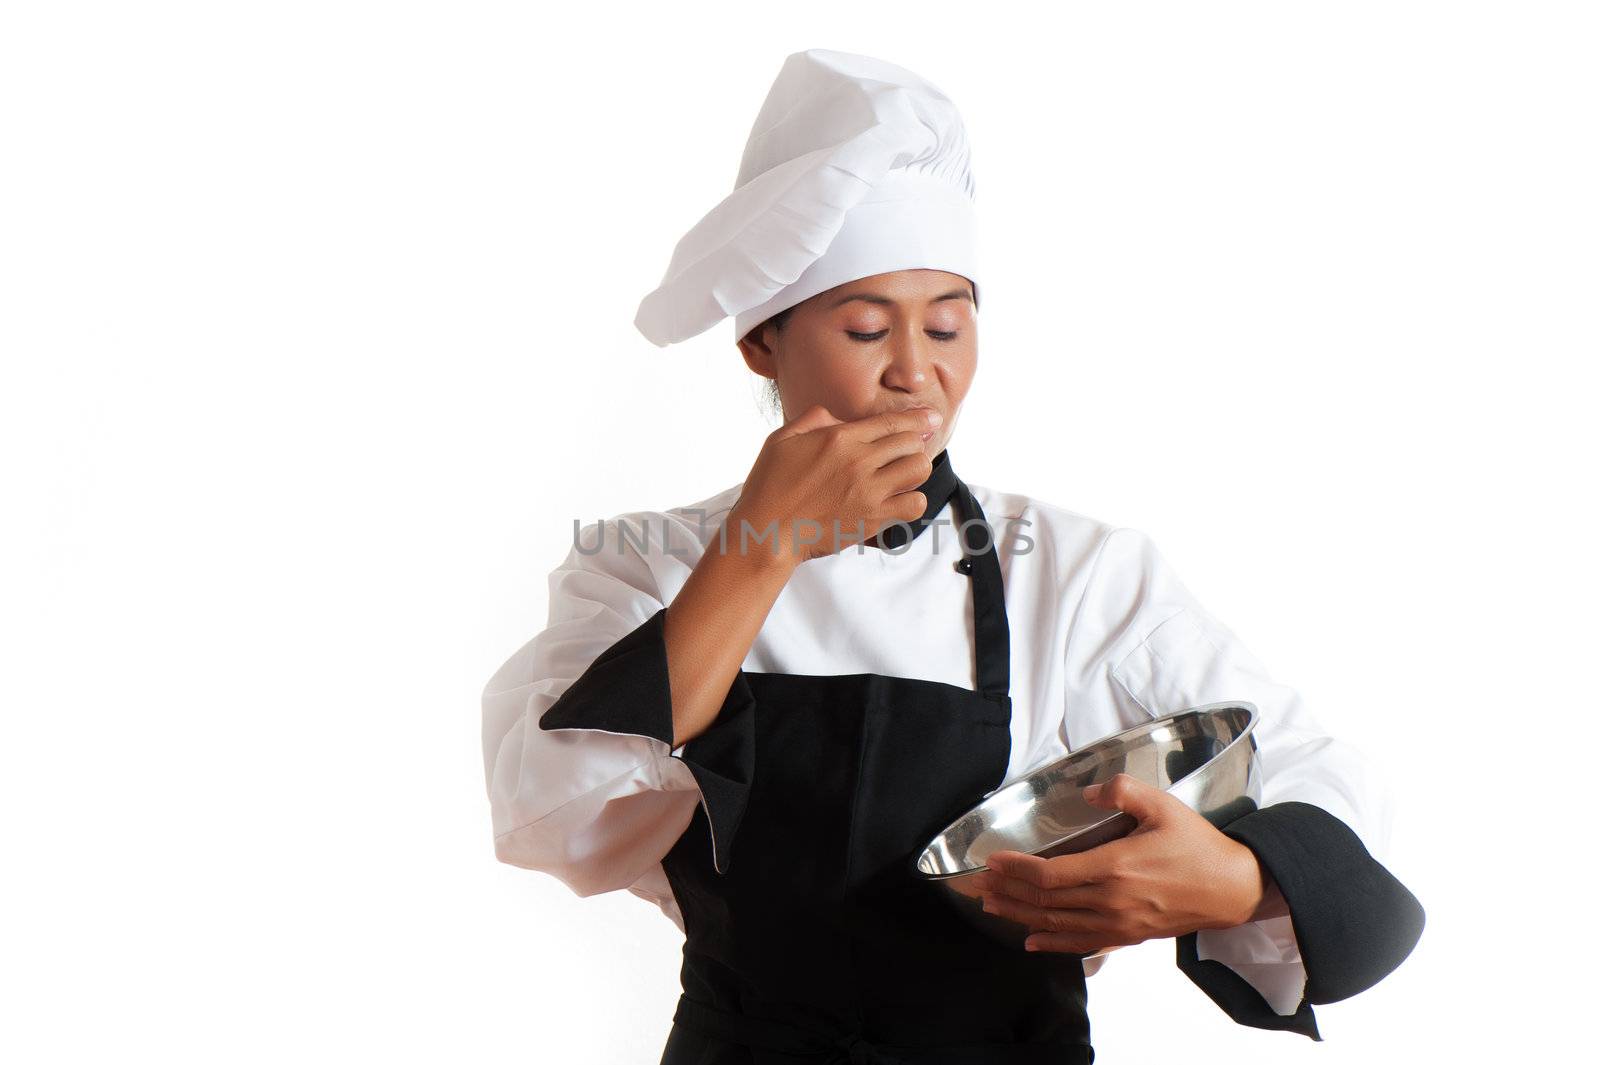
[725,403,942,566]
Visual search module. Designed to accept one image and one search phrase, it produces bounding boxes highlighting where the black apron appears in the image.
[656,473,1095,1065]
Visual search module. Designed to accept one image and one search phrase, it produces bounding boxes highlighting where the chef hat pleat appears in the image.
[635,48,980,348]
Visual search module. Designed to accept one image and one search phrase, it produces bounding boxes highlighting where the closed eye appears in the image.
[847,330,960,343]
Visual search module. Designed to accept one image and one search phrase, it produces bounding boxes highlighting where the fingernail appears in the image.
[1024,941,1039,952]
[925,409,942,426]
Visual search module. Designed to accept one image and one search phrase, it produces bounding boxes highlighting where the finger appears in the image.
[773,403,842,440]
[872,448,936,496]
[1082,772,1171,826]
[981,892,1119,933]
[989,880,1113,912]
[984,849,1116,895]
[841,406,941,443]
[866,429,935,472]
[871,489,927,532]
[981,869,1115,911]
[1023,931,1116,956]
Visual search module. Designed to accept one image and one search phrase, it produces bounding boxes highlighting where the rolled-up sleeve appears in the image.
[482,518,757,898]
[1062,527,1424,1040]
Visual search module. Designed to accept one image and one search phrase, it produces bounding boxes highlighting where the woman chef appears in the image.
[482,48,1424,1064]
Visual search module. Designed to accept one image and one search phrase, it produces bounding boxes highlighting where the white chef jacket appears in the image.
[482,476,1397,1020]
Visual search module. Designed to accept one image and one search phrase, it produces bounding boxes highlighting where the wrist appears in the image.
[710,512,803,579]
[720,506,805,574]
[1249,873,1291,922]
[1223,839,1271,928]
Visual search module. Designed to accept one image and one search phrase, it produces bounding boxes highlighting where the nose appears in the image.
[879,327,934,393]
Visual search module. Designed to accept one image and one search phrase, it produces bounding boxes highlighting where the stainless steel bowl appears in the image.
[912,701,1263,956]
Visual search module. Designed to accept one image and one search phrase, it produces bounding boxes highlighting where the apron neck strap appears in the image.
[950,478,1011,704]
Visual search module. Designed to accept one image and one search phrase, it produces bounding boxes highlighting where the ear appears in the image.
[737,325,778,380]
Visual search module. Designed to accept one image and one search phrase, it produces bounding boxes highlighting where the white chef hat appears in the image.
[634,48,980,348]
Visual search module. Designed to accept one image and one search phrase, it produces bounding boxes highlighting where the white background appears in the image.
[4,2,1595,1062]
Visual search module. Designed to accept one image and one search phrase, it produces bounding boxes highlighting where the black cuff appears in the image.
[1175,930,1322,1040]
[538,607,757,876]
[1177,800,1426,1039]
[1230,801,1425,1004]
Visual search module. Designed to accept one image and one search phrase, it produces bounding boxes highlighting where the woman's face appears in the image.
[737,268,977,458]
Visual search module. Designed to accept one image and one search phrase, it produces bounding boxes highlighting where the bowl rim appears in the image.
[912,700,1260,881]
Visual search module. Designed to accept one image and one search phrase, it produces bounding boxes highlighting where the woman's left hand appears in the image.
[971,773,1270,955]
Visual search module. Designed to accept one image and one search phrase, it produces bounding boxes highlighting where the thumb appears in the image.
[774,402,841,440]
[1082,772,1166,825]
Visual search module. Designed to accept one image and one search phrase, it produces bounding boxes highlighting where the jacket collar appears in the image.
[873,448,960,550]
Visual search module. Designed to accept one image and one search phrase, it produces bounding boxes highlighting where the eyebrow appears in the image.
[828,288,974,309]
